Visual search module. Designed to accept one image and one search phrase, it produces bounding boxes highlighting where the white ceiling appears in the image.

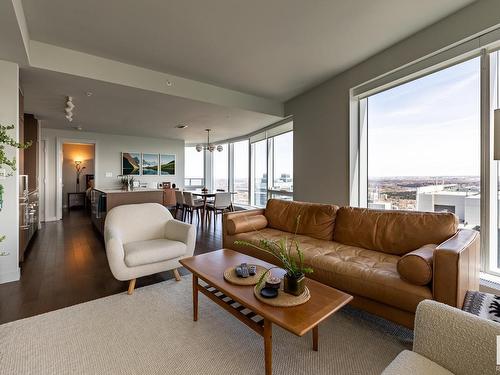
[20,68,280,143]
[21,0,475,101]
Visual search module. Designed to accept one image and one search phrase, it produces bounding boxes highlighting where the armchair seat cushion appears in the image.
[382,350,453,375]
[124,239,186,267]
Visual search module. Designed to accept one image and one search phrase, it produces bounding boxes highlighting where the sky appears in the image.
[368,56,481,178]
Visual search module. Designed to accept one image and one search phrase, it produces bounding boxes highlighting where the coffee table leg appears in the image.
[192,274,198,322]
[264,319,272,375]
[312,325,318,351]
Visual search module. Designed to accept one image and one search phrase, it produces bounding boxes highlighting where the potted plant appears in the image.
[0,123,32,256]
[235,216,313,296]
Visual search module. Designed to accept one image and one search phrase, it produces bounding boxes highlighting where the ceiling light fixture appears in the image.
[65,96,75,122]
[196,129,222,153]
[86,91,93,97]
[175,124,188,129]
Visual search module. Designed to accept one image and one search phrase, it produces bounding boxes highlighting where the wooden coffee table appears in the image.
[179,249,353,375]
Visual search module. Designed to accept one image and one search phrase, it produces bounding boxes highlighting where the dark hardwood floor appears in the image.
[0,209,223,324]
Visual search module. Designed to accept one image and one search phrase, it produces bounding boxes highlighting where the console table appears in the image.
[68,192,86,210]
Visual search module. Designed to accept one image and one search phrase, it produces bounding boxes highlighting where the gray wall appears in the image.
[41,127,185,220]
[286,0,500,205]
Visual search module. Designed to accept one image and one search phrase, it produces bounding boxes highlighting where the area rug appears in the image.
[0,277,409,374]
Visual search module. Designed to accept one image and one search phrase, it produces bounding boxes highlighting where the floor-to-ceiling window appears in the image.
[366,58,481,221]
[251,139,268,207]
[232,140,249,204]
[268,131,293,200]
[213,143,228,191]
[185,146,204,189]
[189,120,292,208]
[352,41,500,278]
[491,51,500,274]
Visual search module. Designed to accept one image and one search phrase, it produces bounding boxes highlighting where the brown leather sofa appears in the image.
[222,199,480,328]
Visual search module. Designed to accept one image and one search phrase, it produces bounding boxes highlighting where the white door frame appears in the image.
[56,137,97,220]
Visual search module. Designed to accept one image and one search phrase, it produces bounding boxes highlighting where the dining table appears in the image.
[190,190,236,225]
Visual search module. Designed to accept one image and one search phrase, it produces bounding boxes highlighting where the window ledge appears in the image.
[480,272,500,294]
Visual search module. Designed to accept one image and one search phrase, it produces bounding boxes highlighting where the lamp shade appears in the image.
[495,109,500,160]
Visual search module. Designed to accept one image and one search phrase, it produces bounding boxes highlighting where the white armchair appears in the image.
[382,299,500,375]
[104,203,196,294]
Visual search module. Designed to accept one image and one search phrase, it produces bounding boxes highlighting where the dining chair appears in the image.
[205,192,232,224]
[174,190,185,220]
[183,191,204,223]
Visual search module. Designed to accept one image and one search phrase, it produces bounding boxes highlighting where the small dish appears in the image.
[260,287,279,298]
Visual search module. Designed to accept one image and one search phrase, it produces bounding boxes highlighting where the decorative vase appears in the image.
[283,273,305,296]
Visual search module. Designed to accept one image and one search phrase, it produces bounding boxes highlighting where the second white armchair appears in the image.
[104,203,196,294]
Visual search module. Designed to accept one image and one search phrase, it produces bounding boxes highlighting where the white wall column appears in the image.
[0,60,20,284]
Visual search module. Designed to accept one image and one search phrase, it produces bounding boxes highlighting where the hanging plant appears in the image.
[0,124,31,256]
[0,124,32,176]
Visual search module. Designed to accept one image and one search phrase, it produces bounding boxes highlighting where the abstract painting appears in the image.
[121,152,141,175]
[142,153,159,175]
[160,154,176,175]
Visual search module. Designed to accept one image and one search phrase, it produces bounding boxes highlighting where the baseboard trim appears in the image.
[0,267,20,284]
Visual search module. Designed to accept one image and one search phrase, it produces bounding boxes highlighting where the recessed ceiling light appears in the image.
[175,124,188,129]
[86,91,93,97]
[166,80,173,87]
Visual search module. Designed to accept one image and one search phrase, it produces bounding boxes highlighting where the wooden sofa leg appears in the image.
[128,279,136,295]
[173,268,181,281]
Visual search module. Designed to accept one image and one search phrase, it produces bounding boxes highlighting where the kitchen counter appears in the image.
[94,187,164,194]
[90,188,165,235]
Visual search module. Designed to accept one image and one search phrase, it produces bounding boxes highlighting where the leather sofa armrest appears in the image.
[223,209,265,248]
[432,229,480,308]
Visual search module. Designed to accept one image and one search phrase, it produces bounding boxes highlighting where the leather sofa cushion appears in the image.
[226,214,268,235]
[333,207,458,255]
[264,199,339,241]
[124,239,186,267]
[229,228,432,312]
[397,245,435,285]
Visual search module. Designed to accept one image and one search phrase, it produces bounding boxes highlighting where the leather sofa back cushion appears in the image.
[265,199,339,241]
[226,214,268,235]
[333,207,458,255]
[397,244,435,285]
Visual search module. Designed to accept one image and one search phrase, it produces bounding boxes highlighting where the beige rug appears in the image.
[0,277,408,374]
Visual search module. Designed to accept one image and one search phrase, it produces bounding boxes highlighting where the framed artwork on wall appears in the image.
[142,153,159,175]
[160,154,176,175]
[121,152,141,175]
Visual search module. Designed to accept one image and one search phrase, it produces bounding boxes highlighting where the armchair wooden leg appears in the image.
[128,279,136,295]
[173,268,182,281]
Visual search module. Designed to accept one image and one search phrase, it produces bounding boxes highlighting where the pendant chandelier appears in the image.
[195,129,223,152]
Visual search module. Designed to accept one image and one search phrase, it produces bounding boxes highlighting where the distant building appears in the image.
[416,185,480,228]
[368,202,392,210]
